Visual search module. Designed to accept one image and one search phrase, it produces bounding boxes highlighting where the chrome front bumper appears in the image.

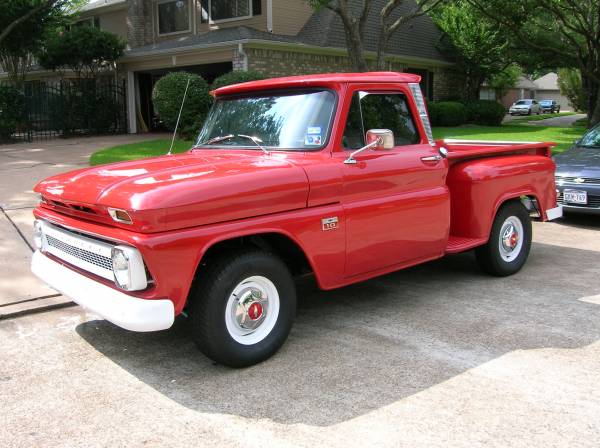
[31,251,174,332]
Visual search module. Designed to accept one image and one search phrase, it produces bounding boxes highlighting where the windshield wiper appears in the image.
[205,134,235,145]
[201,134,270,154]
[237,134,270,155]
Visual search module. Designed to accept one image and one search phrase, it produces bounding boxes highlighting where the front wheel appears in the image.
[476,201,532,277]
[190,250,296,367]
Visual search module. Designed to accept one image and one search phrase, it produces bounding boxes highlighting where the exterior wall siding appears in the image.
[271,0,314,35]
[99,9,128,40]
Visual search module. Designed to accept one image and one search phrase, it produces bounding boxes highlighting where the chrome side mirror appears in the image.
[366,129,394,150]
[344,129,395,164]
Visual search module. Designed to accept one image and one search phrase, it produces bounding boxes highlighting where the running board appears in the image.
[445,235,488,254]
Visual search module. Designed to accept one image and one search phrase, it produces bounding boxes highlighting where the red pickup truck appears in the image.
[31,72,562,367]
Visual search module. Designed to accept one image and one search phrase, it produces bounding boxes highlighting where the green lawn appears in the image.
[90,123,585,165]
[89,139,193,166]
[433,124,584,153]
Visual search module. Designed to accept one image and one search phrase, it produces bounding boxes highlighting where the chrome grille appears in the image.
[40,221,115,281]
[556,176,600,185]
[46,234,113,271]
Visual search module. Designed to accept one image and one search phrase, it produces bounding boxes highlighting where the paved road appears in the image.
[503,113,586,127]
[1,137,600,447]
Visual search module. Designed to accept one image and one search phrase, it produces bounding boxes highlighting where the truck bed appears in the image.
[438,139,554,161]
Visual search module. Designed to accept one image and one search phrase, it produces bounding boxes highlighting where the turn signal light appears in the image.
[108,208,133,224]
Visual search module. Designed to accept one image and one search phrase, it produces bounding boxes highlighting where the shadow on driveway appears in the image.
[76,243,600,426]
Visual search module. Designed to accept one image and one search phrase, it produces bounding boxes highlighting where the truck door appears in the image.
[337,87,450,277]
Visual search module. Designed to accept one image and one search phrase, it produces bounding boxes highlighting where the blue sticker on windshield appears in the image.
[305,134,322,145]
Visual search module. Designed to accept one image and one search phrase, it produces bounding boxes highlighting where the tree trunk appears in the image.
[376,31,390,70]
[589,84,600,127]
[343,23,369,71]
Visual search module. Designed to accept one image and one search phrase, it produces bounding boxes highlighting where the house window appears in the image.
[209,0,251,22]
[157,0,191,35]
[72,17,100,28]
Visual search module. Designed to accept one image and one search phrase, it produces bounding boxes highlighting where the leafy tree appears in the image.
[489,64,522,100]
[432,1,512,101]
[37,26,125,78]
[466,0,600,127]
[0,0,75,85]
[558,68,587,113]
[307,0,445,71]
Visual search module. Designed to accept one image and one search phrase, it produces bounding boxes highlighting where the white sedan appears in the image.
[509,99,541,115]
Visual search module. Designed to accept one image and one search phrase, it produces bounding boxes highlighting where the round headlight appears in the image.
[111,247,130,289]
[33,220,43,250]
[111,246,148,291]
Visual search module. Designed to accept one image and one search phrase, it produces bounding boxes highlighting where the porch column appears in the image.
[126,71,137,134]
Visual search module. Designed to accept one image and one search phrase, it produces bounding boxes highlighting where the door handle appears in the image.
[421,155,442,163]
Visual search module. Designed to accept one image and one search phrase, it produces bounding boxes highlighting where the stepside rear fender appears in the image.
[446,155,556,239]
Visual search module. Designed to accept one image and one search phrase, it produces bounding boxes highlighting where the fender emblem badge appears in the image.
[322,217,339,231]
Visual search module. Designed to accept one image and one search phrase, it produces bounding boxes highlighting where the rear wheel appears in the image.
[476,201,532,277]
[190,250,296,367]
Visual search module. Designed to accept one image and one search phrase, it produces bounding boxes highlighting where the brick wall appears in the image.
[244,48,456,101]
[431,68,464,101]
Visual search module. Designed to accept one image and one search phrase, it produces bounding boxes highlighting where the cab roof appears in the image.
[212,72,422,97]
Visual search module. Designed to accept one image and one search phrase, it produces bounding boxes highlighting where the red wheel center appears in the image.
[510,232,518,248]
[247,302,263,321]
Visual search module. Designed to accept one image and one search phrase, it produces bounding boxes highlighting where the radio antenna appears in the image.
[167,77,191,155]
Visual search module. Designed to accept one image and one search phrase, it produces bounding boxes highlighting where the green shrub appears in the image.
[210,71,266,90]
[0,84,26,140]
[465,100,506,126]
[152,72,212,139]
[428,101,467,127]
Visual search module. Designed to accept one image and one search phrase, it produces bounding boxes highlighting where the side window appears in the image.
[342,92,420,150]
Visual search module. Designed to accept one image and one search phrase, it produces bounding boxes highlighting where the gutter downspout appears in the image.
[267,0,273,33]
[237,42,248,71]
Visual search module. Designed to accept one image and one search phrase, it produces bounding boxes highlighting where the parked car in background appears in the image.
[539,100,560,114]
[509,99,541,115]
[555,123,600,214]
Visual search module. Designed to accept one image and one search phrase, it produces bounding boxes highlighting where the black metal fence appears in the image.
[1,78,127,143]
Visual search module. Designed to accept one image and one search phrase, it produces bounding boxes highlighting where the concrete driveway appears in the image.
[0,134,169,315]
[1,137,600,447]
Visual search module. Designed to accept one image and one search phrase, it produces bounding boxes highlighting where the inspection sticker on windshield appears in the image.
[305,127,322,145]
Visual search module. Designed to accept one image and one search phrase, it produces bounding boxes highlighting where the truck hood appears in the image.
[35,151,310,231]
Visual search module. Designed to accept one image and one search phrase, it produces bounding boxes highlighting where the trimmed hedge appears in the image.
[428,101,467,127]
[0,84,26,140]
[152,72,212,139]
[211,71,266,90]
[465,100,506,126]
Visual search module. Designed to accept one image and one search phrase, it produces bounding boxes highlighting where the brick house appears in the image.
[14,0,457,133]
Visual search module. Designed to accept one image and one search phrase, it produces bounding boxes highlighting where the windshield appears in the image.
[196,89,336,150]
[515,100,531,105]
[539,100,552,105]
[579,124,600,148]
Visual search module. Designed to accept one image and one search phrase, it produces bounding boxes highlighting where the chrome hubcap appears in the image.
[233,286,267,331]
[498,216,524,262]
[225,276,280,345]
